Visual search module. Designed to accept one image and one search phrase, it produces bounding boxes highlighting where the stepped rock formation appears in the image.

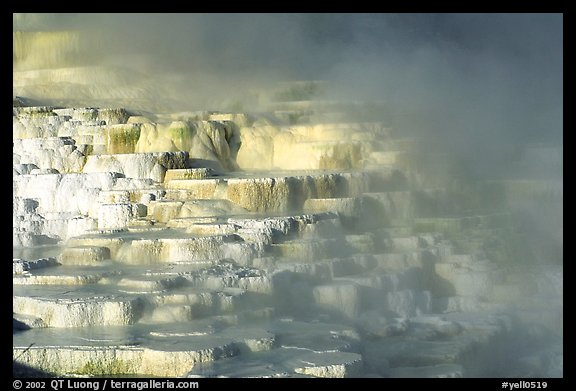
[13,20,562,378]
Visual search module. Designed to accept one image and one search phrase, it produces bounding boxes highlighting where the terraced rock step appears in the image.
[187,319,362,378]
[14,323,276,377]
[13,95,562,378]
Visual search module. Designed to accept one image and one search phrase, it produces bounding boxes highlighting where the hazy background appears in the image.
[13,13,563,172]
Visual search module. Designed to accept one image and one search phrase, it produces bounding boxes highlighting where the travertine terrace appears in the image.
[13,23,562,378]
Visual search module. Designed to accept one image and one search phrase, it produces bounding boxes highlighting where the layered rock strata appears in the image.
[13,99,562,378]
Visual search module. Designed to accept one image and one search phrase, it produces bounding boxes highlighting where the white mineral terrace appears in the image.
[11,25,562,376]
[12,99,562,378]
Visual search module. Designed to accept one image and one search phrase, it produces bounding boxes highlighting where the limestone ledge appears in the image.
[13,295,145,327]
[13,325,277,377]
[13,257,59,275]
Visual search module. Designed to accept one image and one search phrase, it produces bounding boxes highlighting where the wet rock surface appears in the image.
[12,93,562,378]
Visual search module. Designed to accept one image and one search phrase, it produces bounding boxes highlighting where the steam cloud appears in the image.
[13,13,563,167]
